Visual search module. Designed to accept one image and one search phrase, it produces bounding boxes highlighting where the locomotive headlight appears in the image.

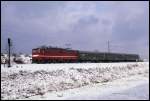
[32,55,39,57]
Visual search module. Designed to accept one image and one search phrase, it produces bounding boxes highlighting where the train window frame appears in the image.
[38,49,40,53]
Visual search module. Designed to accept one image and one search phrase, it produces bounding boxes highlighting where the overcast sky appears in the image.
[1,1,149,60]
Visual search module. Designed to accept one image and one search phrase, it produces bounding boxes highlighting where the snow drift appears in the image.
[1,62,149,100]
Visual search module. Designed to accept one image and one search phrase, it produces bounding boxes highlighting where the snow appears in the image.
[1,62,147,74]
[1,62,149,100]
[1,54,32,64]
[65,76,149,100]
[23,75,149,100]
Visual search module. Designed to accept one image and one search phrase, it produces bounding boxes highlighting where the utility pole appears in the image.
[108,41,110,53]
[8,38,12,67]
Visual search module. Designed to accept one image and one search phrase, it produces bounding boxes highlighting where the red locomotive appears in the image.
[32,47,78,63]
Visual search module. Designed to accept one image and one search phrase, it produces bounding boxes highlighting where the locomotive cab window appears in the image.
[33,50,37,53]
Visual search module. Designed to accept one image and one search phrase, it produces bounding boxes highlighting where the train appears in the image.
[32,46,140,63]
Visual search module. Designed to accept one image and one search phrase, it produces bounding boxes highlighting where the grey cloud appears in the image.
[101,19,111,26]
[78,15,99,25]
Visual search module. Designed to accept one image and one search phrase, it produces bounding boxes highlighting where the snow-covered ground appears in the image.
[1,62,149,100]
[26,75,149,100]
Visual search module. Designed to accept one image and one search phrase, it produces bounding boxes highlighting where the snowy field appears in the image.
[1,62,149,100]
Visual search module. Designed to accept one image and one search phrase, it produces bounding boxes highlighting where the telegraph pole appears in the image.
[8,38,11,67]
[108,41,110,53]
